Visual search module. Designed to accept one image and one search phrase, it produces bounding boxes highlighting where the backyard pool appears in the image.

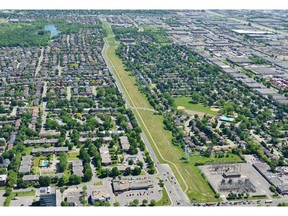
[42,160,49,167]
[220,115,235,122]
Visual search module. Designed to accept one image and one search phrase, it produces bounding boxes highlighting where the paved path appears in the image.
[67,86,72,101]
[91,86,96,96]
[125,15,144,32]
[132,107,157,112]
[67,35,70,49]
[0,190,5,206]
[35,47,44,78]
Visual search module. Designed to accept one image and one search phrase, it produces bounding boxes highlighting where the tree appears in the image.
[131,166,141,176]
[124,167,131,176]
[61,201,69,206]
[269,186,276,193]
[58,153,68,172]
[132,199,139,206]
[58,175,68,186]
[39,176,51,187]
[99,168,110,178]
[7,170,17,187]
[113,201,120,206]
[16,178,27,189]
[69,174,81,185]
[128,159,134,165]
[142,199,148,206]
[110,167,120,178]
[83,167,93,182]
[136,161,144,169]
[147,167,156,174]
[5,187,12,196]
[150,199,156,206]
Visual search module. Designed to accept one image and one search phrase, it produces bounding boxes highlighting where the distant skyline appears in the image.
[1,0,288,10]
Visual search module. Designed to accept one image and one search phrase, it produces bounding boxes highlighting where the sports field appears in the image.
[174,97,218,115]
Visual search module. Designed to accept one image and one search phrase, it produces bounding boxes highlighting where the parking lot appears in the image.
[10,195,37,207]
[116,187,162,206]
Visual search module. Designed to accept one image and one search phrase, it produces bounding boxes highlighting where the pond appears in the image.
[44,24,61,38]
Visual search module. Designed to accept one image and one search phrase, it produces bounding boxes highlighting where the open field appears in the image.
[156,187,171,206]
[103,22,220,203]
[174,97,218,115]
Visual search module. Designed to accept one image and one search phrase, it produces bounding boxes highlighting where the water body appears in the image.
[44,24,60,38]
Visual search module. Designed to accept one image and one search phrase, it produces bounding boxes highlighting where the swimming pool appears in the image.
[42,160,49,167]
[220,116,234,122]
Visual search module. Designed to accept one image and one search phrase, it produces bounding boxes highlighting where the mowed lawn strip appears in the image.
[105,46,151,109]
[12,190,35,198]
[174,97,218,115]
[136,110,218,203]
[156,186,171,206]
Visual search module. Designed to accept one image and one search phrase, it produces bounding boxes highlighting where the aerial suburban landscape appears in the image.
[0,10,288,207]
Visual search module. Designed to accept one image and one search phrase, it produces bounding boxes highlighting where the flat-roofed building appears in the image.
[119,136,130,151]
[112,177,154,194]
[0,174,7,186]
[23,174,40,183]
[99,146,112,165]
[31,147,68,155]
[72,160,84,177]
[90,190,110,204]
[24,139,59,146]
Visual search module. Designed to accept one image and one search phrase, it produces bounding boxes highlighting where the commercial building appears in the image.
[90,190,110,204]
[253,162,288,195]
[112,177,154,194]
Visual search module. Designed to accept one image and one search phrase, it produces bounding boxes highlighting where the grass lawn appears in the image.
[156,187,171,206]
[174,97,218,115]
[93,181,103,186]
[32,155,46,174]
[229,195,267,201]
[12,190,35,198]
[67,151,79,160]
[23,147,33,155]
[189,153,243,165]
[103,22,219,203]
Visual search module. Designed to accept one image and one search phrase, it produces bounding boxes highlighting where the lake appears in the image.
[44,24,60,38]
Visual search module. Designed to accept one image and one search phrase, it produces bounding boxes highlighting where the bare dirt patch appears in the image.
[210,108,220,112]
[177,106,185,110]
